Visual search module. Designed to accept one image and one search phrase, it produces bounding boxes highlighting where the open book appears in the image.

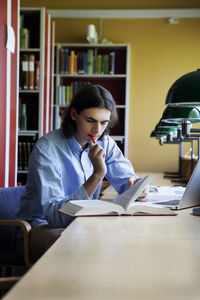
[59,175,176,216]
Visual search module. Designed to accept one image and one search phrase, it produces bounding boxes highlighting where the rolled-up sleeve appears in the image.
[103,136,138,194]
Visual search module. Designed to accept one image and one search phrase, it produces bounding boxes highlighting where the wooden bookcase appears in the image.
[53,43,130,157]
[18,8,54,185]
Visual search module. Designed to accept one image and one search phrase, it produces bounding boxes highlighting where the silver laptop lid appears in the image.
[179,158,200,209]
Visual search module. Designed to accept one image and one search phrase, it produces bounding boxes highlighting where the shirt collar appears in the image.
[67,135,90,154]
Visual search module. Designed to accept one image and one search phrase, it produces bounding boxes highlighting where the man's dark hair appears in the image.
[61,84,118,140]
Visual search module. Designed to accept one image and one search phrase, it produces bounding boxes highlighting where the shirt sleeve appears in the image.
[29,144,90,228]
[103,136,138,194]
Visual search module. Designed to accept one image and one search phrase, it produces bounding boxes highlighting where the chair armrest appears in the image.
[0,219,32,268]
[0,276,20,289]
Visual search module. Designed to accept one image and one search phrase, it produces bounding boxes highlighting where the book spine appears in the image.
[22,54,28,89]
[23,142,28,170]
[59,49,65,74]
[96,55,102,74]
[70,50,75,74]
[28,54,35,89]
[20,15,24,49]
[18,142,23,170]
[87,49,93,75]
[93,48,97,74]
[109,52,115,75]
[21,103,27,130]
[19,60,23,89]
[22,28,30,49]
[74,54,77,74]
[64,49,69,74]
[83,52,88,74]
[34,61,40,90]
[104,54,109,74]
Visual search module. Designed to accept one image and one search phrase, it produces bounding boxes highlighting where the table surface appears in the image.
[4,173,200,300]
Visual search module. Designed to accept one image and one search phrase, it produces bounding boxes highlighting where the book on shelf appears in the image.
[22,54,28,89]
[28,54,35,90]
[59,48,65,74]
[87,49,93,75]
[101,54,109,74]
[23,142,28,170]
[59,175,176,217]
[34,60,40,89]
[109,52,115,75]
[18,142,23,171]
[69,50,75,74]
[19,102,27,130]
[20,14,30,49]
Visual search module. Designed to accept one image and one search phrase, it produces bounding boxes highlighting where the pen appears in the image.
[90,135,96,143]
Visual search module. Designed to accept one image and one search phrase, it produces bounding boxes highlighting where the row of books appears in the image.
[19,54,40,90]
[18,141,35,171]
[59,48,115,75]
[57,81,90,105]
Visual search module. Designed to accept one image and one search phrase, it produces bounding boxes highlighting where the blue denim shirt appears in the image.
[16,129,137,228]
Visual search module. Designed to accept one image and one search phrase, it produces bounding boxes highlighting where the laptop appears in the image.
[148,158,200,210]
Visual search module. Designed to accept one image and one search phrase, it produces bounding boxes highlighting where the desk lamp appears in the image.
[166,69,200,105]
[151,70,200,184]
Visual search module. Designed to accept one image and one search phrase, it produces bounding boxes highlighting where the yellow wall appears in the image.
[21,0,200,172]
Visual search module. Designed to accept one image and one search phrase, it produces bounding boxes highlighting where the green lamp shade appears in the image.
[150,120,179,138]
[161,105,200,123]
[166,69,200,105]
[150,130,167,138]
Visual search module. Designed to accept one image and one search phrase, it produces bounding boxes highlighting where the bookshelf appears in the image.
[0,0,19,187]
[18,8,54,185]
[54,43,130,157]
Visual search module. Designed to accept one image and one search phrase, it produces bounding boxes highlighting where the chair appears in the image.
[0,186,32,294]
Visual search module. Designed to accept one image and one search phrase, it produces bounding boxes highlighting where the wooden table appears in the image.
[4,174,200,300]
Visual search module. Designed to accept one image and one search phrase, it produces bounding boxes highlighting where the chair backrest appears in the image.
[0,186,25,219]
[0,186,25,252]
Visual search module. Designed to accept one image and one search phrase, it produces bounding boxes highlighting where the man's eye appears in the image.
[101,121,108,125]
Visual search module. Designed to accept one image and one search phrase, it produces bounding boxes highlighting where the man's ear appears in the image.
[70,107,77,121]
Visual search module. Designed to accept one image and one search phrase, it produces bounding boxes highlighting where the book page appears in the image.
[148,186,185,202]
[59,200,125,216]
[112,175,152,210]
[127,201,176,215]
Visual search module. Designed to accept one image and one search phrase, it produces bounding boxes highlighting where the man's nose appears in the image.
[92,122,100,133]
